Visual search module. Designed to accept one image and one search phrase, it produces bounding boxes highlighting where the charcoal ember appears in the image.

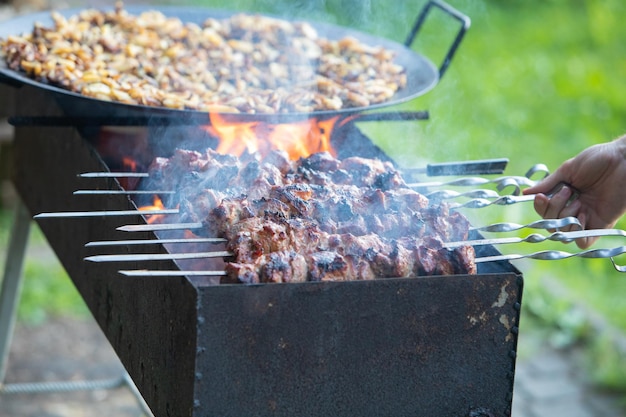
[143,149,477,283]
[295,164,333,185]
[239,160,262,184]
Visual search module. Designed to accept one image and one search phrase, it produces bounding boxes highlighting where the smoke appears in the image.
[166,0,488,170]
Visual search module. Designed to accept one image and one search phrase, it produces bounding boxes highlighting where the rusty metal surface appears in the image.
[194,273,521,417]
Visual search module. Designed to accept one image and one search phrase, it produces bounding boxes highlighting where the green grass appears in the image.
[357,0,626,333]
[0,208,88,324]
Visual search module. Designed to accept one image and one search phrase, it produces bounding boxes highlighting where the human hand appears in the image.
[522,135,626,248]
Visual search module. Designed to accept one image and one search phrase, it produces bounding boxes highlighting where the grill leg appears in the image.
[0,199,31,384]
[0,199,154,416]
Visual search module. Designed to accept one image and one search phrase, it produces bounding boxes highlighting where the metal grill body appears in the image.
[3,84,522,417]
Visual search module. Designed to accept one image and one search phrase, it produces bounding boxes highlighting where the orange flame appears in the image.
[208,114,339,160]
[139,195,166,224]
[122,156,138,172]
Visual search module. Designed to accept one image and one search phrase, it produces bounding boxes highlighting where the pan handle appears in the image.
[404,0,471,80]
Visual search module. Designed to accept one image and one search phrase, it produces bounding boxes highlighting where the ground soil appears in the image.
[1,317,149,417]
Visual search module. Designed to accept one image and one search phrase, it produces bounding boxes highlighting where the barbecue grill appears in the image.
[0,2,526,417]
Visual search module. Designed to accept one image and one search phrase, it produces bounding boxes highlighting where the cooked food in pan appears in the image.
[144,149,476,283]
[0,3,407,114]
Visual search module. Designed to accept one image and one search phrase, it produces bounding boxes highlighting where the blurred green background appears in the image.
[1,0,626,394]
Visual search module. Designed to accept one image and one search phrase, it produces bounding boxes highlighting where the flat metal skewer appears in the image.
[79,172,149,178]
[34,209,179,218]
[86,237,227,247]
[85,250,233,263]
[404,158,509,177]
[117,222,204,232]
[74,190,175,195]
[119,270,228,277]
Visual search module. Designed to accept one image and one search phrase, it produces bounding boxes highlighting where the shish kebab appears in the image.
[34,150,626,272]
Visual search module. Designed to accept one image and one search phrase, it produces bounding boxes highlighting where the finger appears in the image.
[559,197,580,217]
[574,212,595,249]
[533,193,550,217]
[556,198,581,232]
[542,186,573,219]
[576,211,622,249]
[576,236,597,249]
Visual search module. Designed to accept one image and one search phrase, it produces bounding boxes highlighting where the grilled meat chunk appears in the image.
[144,149,476,283]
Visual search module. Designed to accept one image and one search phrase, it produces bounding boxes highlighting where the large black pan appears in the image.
[0,1,470,123]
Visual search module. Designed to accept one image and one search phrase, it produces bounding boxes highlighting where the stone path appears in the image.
[513,346,625,417]
[0,318,147,417]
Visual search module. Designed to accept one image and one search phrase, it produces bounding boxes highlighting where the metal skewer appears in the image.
[449,195,536,209]
[445,228,626,249]
[79,172,149,178]
[116,246,626,275]
[408,175,536,192]
[85,251,233,263]
[426,189,502,201]
[119,270,228,277]
[116,222,204,232]
[74,190,175,195]
[86,237,227,247]
[475,246,626,273]
[404,158,509,177]
[471,217,582,233]
[34,209,179,218]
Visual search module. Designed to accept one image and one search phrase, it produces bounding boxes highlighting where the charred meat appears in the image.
[143,149,476,283]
